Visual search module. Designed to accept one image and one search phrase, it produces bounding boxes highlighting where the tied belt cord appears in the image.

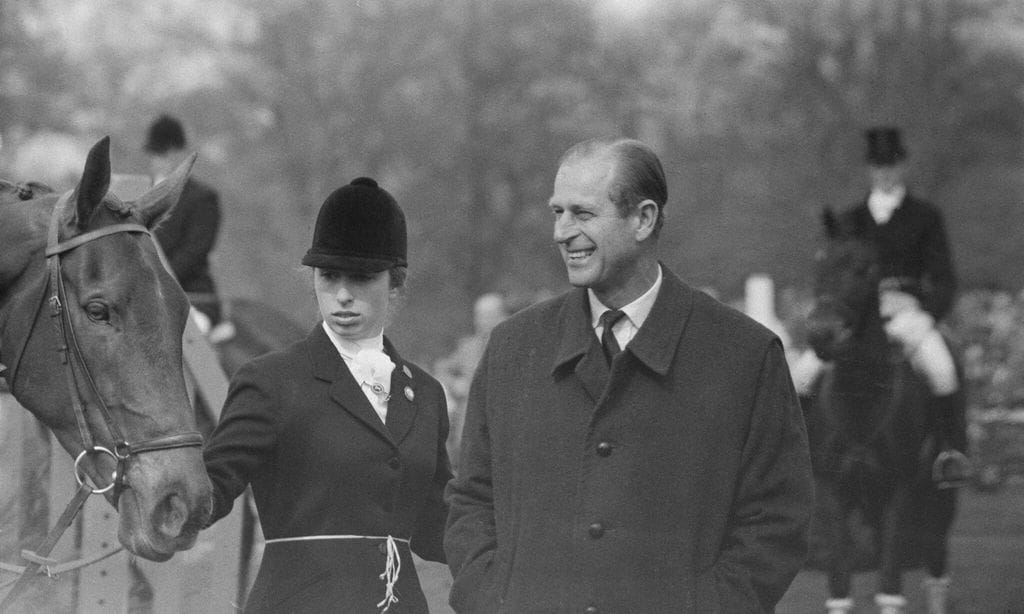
[264,535,409,612]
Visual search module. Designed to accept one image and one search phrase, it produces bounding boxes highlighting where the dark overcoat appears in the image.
[445,267,814,613]
[153,177,220,298]
[837,193,957,320]
[204,325,451,613]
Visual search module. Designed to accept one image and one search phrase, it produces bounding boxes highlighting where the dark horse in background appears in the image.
[0,138,213,608]
[803,210,962,614]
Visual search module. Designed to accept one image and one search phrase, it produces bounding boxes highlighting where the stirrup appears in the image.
[932,449,971,489]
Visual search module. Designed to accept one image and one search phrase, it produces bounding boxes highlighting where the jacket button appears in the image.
[596,441,613,457]
[387,456,401,470]
[584,606,599,614]
[587,523,604,539]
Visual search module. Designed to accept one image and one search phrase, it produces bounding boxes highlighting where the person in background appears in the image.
[444,137,813,613]
[203,178,452,613]
[433,292,509,471]
[144,114,225,335]
[794,127,969,490]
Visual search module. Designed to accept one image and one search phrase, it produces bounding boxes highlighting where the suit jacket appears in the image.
[444,267,813,613]
[153,177,220,296]
[838,193,957,320]
[204,325,452,613]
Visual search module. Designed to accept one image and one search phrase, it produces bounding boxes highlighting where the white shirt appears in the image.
[321,322,394,425]
[588,265,663,352]
[867,185,906,225]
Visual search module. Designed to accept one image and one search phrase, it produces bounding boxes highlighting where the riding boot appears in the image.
[875,592,907,614]
[825,597,854,614]
[930,392,970,489]
[922,575,950,614]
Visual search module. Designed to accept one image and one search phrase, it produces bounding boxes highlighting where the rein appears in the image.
[0,191,203,611]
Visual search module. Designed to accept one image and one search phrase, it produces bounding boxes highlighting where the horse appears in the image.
[803,209,960,614]
[0,137,213,606]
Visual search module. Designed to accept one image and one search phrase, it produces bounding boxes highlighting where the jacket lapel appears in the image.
[627,267,694,377]
[549,266,696,396]
[383,337,418,446]
[551,289,607,403]
[308,326,394,446]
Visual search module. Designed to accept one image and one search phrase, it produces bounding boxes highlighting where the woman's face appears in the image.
[314,267,395,340]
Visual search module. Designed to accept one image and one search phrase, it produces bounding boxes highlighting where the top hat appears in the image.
[301,177,407,272]
[865,127,906,165]
[144,115,187,154]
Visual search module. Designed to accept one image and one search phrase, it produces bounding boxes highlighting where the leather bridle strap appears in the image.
[42,191,203,500]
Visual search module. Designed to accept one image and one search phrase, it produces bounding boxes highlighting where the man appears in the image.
[445,138,813,613]
[144,114,224,332]
[832,127,968,488]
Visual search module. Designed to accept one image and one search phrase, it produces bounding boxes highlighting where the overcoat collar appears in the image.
[551,265,695,391]
[307,325,418,447]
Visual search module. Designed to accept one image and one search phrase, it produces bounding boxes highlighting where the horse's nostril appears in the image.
[155,492,189,539]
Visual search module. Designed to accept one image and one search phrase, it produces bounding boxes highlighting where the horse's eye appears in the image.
[85,301,110,322]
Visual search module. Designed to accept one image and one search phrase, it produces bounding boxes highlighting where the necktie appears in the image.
[599,309,626,365]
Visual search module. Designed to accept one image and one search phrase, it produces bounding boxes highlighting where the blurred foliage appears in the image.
[2,0,1024,364]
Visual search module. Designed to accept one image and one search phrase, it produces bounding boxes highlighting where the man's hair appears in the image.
[559,137,668,236]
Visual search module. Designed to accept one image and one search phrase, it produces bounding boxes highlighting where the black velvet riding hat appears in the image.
[301,177,407,272]
[144,115,187,154]
[865,127,906,166]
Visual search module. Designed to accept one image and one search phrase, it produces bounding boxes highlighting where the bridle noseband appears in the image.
[41,191,203,504]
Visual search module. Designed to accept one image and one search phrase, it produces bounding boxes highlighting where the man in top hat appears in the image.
[144,114,225,333]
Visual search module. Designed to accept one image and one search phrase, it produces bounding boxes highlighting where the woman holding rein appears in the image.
[203,177,451,613]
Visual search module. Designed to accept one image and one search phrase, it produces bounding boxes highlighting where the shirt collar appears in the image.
[588,264,663,330]
[320,321,384,360]
[867,185,906,224]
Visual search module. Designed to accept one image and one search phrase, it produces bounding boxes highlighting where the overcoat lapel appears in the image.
[383,337,418,445]
[549,266,696,401]
[551,289,607,403]
[307,326,393,445]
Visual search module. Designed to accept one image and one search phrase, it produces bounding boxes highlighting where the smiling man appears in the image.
[444,137,814,613]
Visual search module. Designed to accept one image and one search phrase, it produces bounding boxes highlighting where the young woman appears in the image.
[203,178,451,613]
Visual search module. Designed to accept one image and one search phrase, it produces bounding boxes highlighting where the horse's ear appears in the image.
[822,207,839,239]
[133,152,197,228]
[69,137,112,230]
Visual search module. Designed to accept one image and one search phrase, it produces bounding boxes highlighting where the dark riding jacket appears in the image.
[153,178,221,319]
[204,326,451,613]
[838,193,957,320]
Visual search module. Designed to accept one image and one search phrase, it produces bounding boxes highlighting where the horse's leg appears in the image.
[919,483,957,614]
[821,482,856,612]
[875,481,912,612]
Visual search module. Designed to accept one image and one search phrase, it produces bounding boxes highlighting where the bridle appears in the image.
[42,190,205,501]
[0,191,203,610]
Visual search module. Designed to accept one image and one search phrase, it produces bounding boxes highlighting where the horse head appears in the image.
[806,208,884,361]
[0,137,212,562]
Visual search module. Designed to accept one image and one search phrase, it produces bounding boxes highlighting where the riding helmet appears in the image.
[144,114,187,154]
[301,177,407,272]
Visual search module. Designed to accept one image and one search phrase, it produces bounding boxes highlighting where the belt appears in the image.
[264,535,409,612]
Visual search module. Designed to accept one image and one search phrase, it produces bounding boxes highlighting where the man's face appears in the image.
[548,154,643,302]
[868,163,905,193]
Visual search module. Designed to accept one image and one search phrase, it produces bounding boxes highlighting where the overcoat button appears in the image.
[387,457,401,470]
[588,523,604,539]
[596,441,613,457]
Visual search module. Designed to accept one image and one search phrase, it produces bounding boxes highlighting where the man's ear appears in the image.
[634,199,659,241]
